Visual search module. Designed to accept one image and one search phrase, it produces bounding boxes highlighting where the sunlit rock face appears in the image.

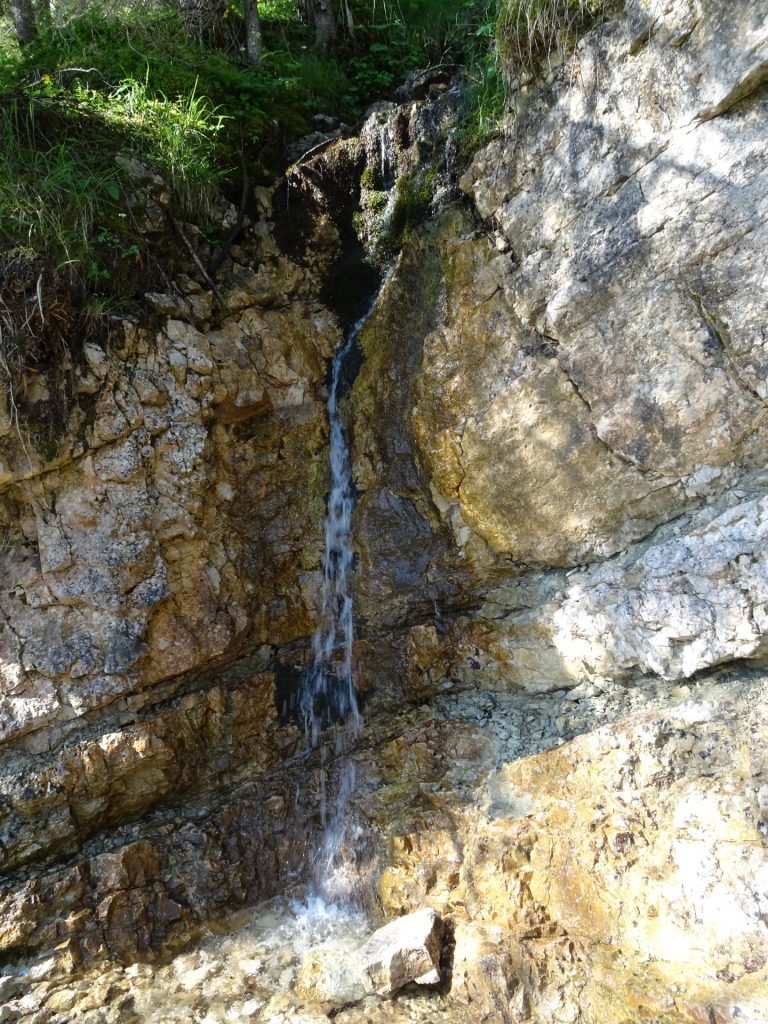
[359,671,768,1024]
[0,206,336,748]
[353,0,768,683]
[342,0,768,1019]
[456,0,768,564]
[0,187,338,965]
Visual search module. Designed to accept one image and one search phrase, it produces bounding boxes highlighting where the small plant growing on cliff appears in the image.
[364,189,389,213]
[360,166,377,190]
[389,171,434,244]
[497,0,612,78]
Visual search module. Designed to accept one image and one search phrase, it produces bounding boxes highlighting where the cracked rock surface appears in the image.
[0,201,335,749]
[352,0,768,688]
[446,0,767,568]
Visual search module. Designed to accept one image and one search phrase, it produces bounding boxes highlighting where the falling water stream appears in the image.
[299,274,391,902]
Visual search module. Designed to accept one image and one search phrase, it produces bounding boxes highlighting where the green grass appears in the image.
[0,0,617,301]
[75,75,228,219]
[496,0,612,77]
[0,98,115,271]
[0,1,503,276]
[0,79,226,277]
[0,0,617,456]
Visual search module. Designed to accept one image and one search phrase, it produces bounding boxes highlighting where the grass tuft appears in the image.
[0,99,110,271]
[496,0,612,79]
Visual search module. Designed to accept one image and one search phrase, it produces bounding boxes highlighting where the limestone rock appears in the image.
[294,908,446,1006]
[0,165,340,965]
[295,948,368,1004]
[0,244,333,748]
[434,483,768,694]
[383,0,768,578]
[759,783,768,826]
[2,6,768,1024]
[370,672,768,1023]
[357,907,443,995]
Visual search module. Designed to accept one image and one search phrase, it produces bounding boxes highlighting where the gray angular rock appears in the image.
[357,907,444,996]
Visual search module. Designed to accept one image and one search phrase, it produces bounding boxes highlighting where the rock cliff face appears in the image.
[0,186,341,966]
[1,0,768,1021]
[348,0,768,1019]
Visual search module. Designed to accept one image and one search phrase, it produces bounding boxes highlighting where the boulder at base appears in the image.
[358,907,444,995]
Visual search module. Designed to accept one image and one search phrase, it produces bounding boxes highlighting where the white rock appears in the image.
[83,342,109,380]
[758,784,768,823]
[357,907,444,996]
[295,948,368,1004]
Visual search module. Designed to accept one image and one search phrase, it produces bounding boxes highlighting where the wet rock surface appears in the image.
[4,666,767,1022]
[0,900,463,1024]
[295,907,444,1004]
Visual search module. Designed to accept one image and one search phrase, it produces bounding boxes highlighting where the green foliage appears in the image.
[0,97,121,272]
[0,0,530,293]
[361,0,488,64]
[365,189,389,213]
[496,0,611,76]
[76,75,228,218]
[456,35,505,158]
[337,0,497,109]
[360,166,377,189]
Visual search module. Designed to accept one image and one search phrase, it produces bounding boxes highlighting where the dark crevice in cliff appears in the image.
[690,289,768,410]
[697,61,768,121]
[271,155,382,337]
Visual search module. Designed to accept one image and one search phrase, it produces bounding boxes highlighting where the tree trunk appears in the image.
[243,0,263,66]
[297,0,336,49]
[9,0,37,45]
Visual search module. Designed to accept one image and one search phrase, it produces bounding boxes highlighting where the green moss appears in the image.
[351,210,366,238]
[360,166,377,190]
[381,171,435,253]
[364,189,389,213]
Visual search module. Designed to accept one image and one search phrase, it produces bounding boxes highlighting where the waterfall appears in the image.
[380,118,394,186]
[299,277,389,901]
